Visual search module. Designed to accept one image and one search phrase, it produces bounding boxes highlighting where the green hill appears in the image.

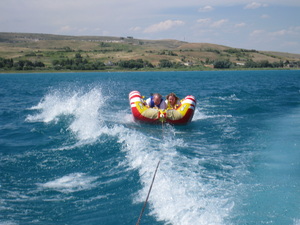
[1,32,299,71]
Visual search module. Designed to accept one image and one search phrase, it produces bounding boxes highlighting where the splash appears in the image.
[193,106,232,121]
[114,126,235,225]
[192,107,208,121]
[38,173,98,193]
[26,87,107,142]
[217,94,240,101]
[26,86,236,224]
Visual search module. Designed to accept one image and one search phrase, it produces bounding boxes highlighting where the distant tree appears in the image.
[100,42,111,47]
[244,59,257,68]
[12,60,45,70]
[213,59,232,69]
[158,59,173,68]
[244,59,282,68]
[224,48,241,54]
[25,52,37,57]
[205,48,221,54]
[257,60,271,68]
[34,61,45,67]
[118,59,153,69]
[91,61,105,70]
[75,53,82,59]
[272,61,284,68]
[0,58,14,69]
[63,46,73,52]
[75,55,83,65]
[205,58,211,64]
[144,60,154,68]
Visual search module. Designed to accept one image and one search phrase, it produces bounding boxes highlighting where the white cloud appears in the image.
[196,18,211,24]
[282,41,298,47]
[196,18,228,28]
[144,20,185,33]
[271,29,287,36]
[130,26,142,32]
[245,2,268,9]
[235,22,246,28]
[211,19,228,28]
[271,26,300,36]
[250,29,265,36]
[261,14,270,19]
[198,5,214,12]
[250,26,300,40]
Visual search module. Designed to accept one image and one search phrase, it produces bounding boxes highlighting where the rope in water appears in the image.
[136,160,160,225]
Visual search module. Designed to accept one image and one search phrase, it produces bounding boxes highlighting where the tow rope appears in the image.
[136,160,160,225]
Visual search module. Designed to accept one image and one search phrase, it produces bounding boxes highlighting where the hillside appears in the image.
[1,32,300,71]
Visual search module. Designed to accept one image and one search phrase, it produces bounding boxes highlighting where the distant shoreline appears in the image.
[1,67,298,75]
[1,32,300,72]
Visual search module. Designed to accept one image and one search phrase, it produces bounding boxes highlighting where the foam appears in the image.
[0,221,18,225]
[26,87,236,224]
[113,125,235,225]
[192,106,234,121]
[38,173,98,193]
[191,107,207,121]
[218,94,240,101]
[293,218,300,225]
[26,87,107,142]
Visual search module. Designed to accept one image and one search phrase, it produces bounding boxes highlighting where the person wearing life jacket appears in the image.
[145,93,167,109]
[165,92,181,109]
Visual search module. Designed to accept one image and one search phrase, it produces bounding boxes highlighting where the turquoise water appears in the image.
[0,70,300,225]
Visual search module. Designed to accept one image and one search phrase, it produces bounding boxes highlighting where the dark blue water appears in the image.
[1,70,300,225]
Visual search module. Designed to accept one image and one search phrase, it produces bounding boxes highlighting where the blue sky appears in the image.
[1,0,299,54]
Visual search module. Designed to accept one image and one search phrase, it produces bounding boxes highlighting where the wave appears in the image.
[216,94,240,101]
[38,173,99,193]
[114,125,236,225]
[26,86,108,143]
[25,86,240,225]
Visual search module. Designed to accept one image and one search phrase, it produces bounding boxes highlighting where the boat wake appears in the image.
[26,86,109,144]
[26,86,239,225]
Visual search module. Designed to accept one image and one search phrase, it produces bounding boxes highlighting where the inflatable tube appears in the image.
[129,91,196,125]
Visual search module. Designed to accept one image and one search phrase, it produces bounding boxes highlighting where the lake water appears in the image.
[1,70,300,225]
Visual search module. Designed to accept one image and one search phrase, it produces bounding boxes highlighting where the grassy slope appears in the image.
[1,32,300,70]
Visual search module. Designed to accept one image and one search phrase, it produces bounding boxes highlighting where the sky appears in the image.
[1,0,300,54]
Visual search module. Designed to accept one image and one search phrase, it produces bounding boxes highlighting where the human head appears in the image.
[152,93,162,106]
[166,93,179,106]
